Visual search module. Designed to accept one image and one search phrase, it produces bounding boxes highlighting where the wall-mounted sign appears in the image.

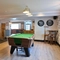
[38,20,44,26]
[46,19,54,26]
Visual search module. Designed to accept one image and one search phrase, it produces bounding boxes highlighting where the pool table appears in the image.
[8,33,34,57]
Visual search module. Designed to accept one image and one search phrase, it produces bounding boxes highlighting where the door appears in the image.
[1,23,6,38]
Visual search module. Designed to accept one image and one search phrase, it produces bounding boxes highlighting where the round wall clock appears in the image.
[46,19,54,26]
[38,20,44,26]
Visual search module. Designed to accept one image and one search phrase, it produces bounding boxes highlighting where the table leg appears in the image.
[32,43,34,47]
[24,48,30,57]
[10,46,16,54]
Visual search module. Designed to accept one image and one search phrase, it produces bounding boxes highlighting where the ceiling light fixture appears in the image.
[26,13,33,16]
[23,6,30,14]
[23,6,33,16]
[9,22,12,24]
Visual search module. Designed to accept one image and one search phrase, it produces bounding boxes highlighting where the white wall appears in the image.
[58,16,60,44]
[34,17,58,40]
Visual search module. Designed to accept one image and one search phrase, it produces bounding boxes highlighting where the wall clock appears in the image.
[38,20,44,26]
[46,19,54,26]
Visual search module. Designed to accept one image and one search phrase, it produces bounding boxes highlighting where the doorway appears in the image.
[1,23,6,38]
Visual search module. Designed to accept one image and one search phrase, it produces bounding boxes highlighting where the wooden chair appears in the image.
[48,30,58,44]
[44,34,49,42]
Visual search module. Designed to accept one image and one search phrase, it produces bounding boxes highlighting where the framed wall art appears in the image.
[38,20,44,26]
[46,19,54,26]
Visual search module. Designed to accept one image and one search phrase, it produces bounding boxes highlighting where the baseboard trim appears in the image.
[34,40,44,42]
[34,40,60,46]
[34,40,51,42]
[56,42,60,47]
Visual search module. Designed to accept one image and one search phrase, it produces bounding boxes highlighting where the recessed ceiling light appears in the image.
[12,18,17,20]
[37,13,44,16]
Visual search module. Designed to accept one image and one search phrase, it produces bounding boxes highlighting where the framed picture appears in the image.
[46,19,54,26]
[38,20,44,26]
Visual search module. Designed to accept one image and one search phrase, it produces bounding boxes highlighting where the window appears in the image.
[25,24,31,30]
[11,23,20,29]
[24,21,32,30]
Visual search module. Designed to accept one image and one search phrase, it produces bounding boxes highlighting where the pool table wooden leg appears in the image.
[32,43,34,47]
[10,46,16,54]
[24,48,30,57]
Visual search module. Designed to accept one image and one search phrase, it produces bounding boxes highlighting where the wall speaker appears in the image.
[53,16,58,20]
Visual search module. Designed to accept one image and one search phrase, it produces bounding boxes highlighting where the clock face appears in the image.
[46,20,54,26]
[38,20,44,26]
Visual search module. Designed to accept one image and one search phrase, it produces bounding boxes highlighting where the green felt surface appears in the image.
[14,38,22,45]
[10,33,33,39]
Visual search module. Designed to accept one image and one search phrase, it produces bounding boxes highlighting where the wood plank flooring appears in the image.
[0,41,60,60]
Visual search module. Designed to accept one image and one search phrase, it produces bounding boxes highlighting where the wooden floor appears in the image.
[0,41,60,60]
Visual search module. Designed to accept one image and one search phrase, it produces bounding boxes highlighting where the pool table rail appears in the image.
[8,37,33,48]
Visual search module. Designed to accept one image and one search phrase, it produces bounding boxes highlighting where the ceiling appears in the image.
[0,0,60,19]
